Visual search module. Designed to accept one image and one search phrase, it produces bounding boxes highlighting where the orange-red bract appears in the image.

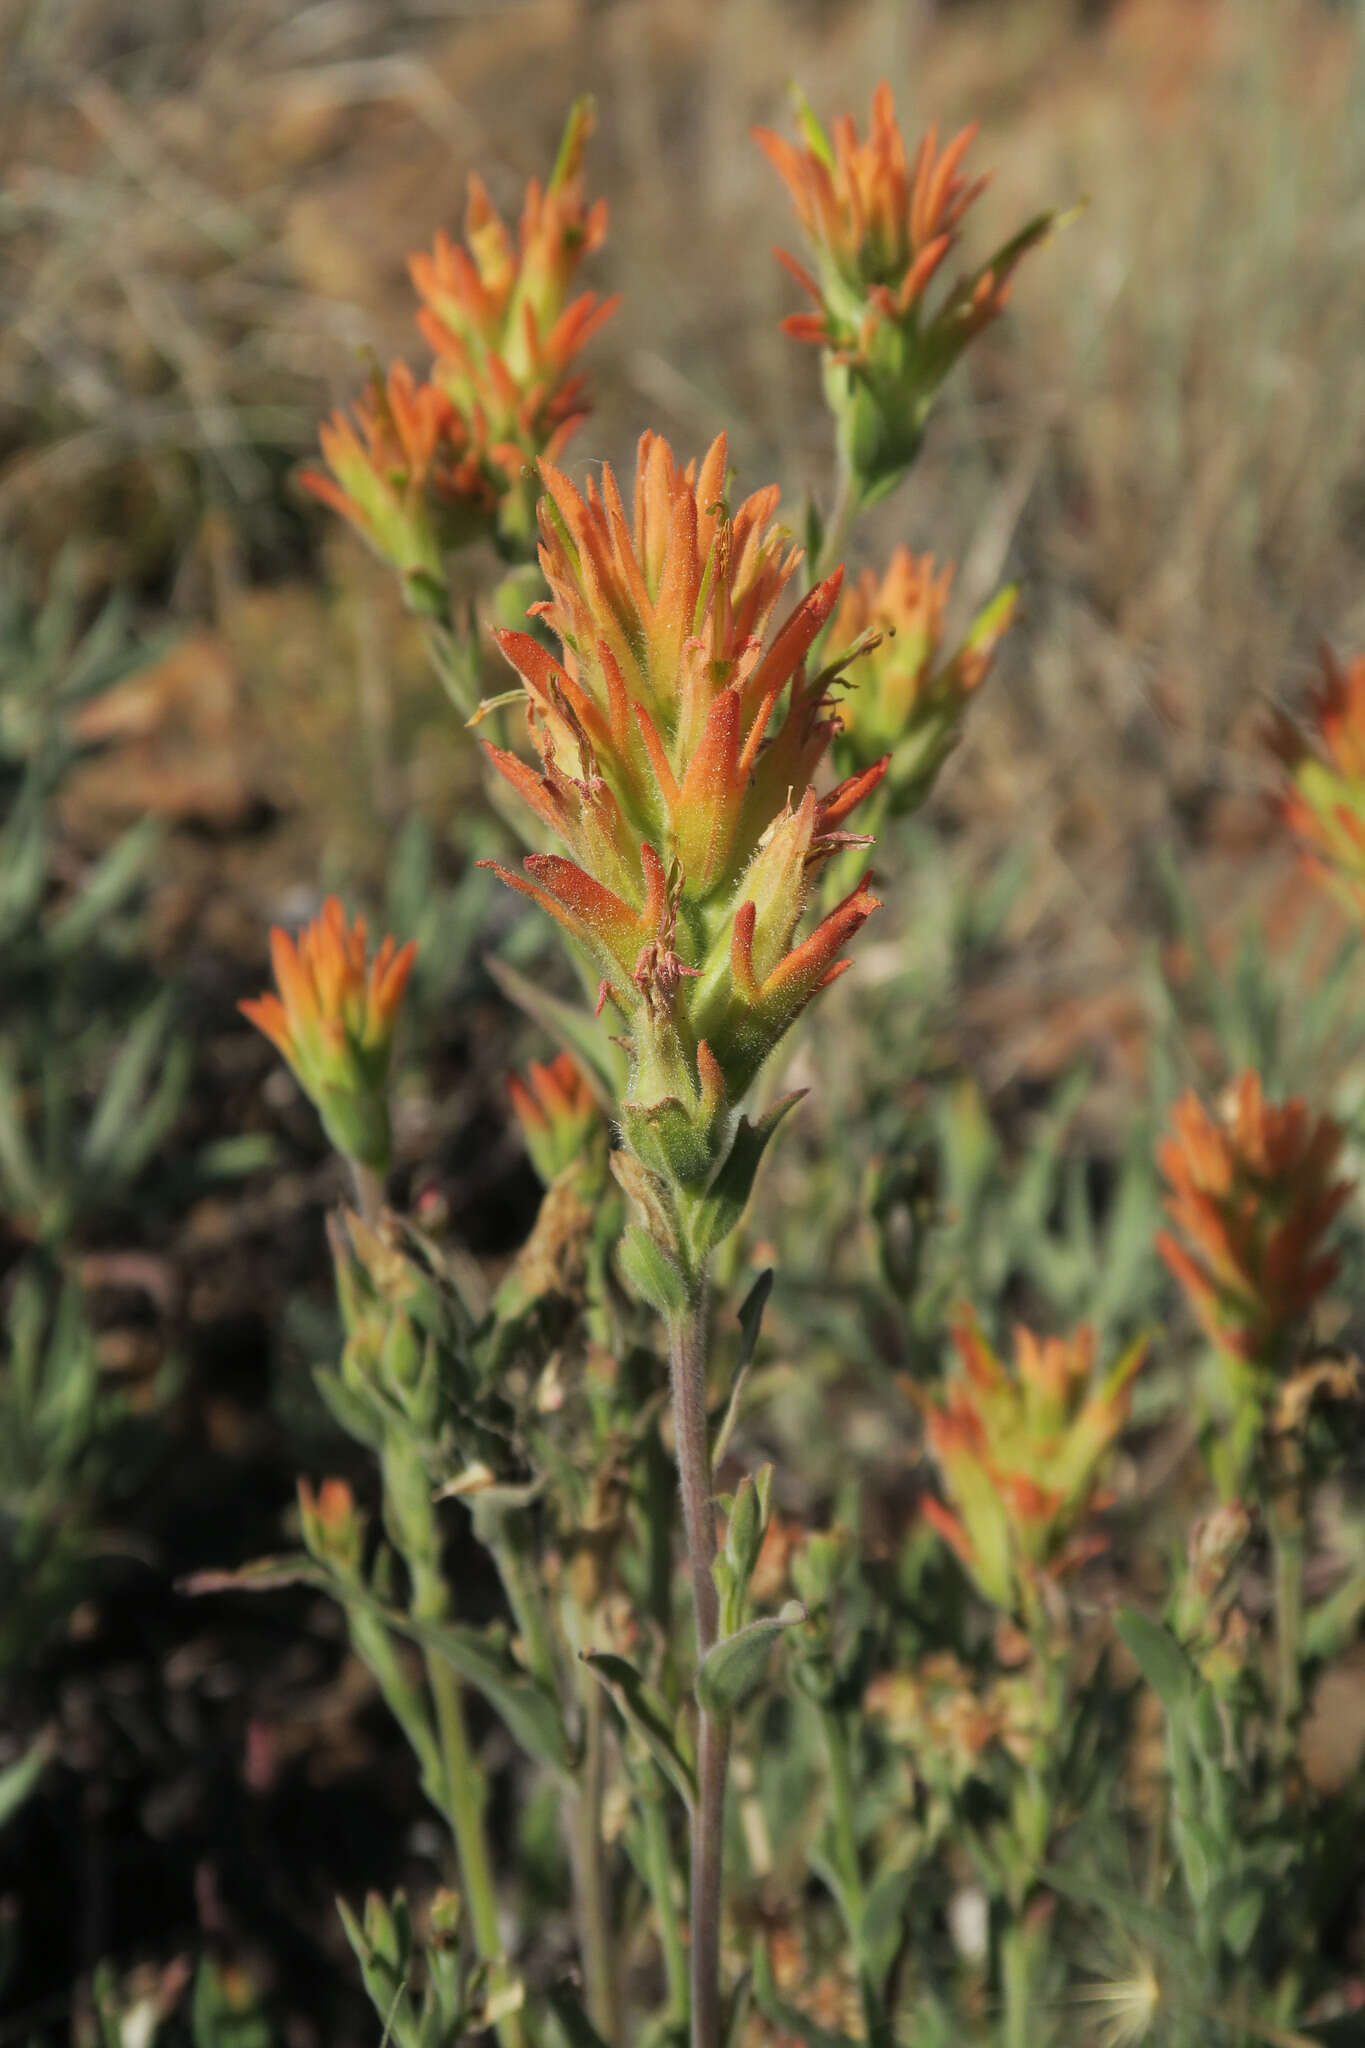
[1157,1071,1350,1368]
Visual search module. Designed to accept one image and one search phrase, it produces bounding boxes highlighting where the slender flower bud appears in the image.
[240,897,416,1172]
[827,547,1017,811]
[1156,1071,1351,1372]
[756,82,1059,502]
[481,431,884,1196]
[1272,644,1365,926]
[507,1051,607,1185]
[920,1310,1146,1618]
[298,1476,365,1578]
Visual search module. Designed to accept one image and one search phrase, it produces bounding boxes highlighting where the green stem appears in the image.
[569,1676,617,2044]
[667,1282,728,2048]
[815,466,861,585]
[492,1527,561,1694]
[823,1709,865,1922]
[1270,1507,1305,1756]
[1000,1920,1033,2048]
[346,1603,443,1796]
[349,1159,385,1225]
[821,1707,889,2046]
[425,1647,525,2048]
[642,1777,690,2026]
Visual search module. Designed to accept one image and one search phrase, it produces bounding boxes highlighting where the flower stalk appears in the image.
[667,1285,727,2048]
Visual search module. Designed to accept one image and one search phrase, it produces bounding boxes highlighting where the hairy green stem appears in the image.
[668,1284,728,2048]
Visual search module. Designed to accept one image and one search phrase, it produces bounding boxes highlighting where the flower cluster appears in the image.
[240,897,416,1171]
[1272,643,1365,925]
[304,364,492,613]
[1157,1072,1350,1371]
[757,83,1055,501]
[482,431,884,1229]
[827,546,1017,812]
[920,1311,1146,1618]
[507,1052,607,1186]
[304,100,615,593]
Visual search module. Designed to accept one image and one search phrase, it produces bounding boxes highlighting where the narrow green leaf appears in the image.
[182,1553,331,1597]
[1116,1607,1194,1715]
[47,817,159,956]
[82,993,173,1173]
[404,1613,571,1778]
[0,1729,53,1828]
[685,1094,805,1261]
[583,1650,696,1808]
[712,1269,773,1466]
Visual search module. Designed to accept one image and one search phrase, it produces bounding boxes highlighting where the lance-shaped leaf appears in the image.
[401,1611,572,1779]
[0,1730,53,1829]
[696,1601,804,1717]
[713,1267,773,1465]
[683,1093,805,1262]
[181,1553,331,1597]
[582,1649,696,1808]
[1116,1607,1195,1717]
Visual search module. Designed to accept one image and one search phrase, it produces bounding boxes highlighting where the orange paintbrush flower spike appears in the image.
[919,1308,1147,1619]
[757,82,1061,501]
[826,546,1017,814]
[507,1051,608,1186]
[407,98,617,552]
[1157,1071,1351,1372]
[240,897,416,1172]
[301,363,492,610]
[480,430,886,1191]
[307,101,615,587]
[1272,643,1365,927]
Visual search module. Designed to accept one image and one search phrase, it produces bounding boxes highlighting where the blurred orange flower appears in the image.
[828,546,1017,809]
[409,98,615,456]
[306,100,615,582]
[1273,644,1365,924]
[1156,1072,1350,1369]
[507,1051,607,1185]
[757,83,1057,498]
[919,1310,1146,1617]
[241,897,416,1170]
[302,363,490,610]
